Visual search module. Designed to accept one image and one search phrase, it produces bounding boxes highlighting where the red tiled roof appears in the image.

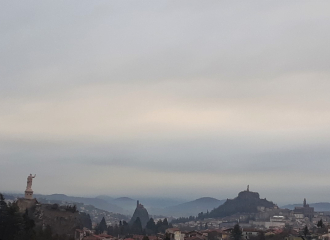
[132,234,145,240]
[185,236,205,240]
[167,228,181,232]
[98,233,113,238]
[187,231,202,234]
[202,229,223,233]
[148,236,158,240]
[242,228,261,233]
[83,236,102,240]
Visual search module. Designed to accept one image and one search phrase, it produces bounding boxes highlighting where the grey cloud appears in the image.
[2,134,329,175]
[2,1,330,87]
[1,0,330,202]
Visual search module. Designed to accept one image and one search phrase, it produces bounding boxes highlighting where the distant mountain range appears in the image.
[96,195,136,214]
[2,192,225,218]
[281,202,330,212]
[95,195,114,202]
[156,197,226,217]
[8,190,330,223]
[38,194,124,213]
[4,193,125,214]
[96,195,226,217]
[114,197,135,201]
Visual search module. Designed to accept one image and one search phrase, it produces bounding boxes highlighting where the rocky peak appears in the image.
[238,190,260,200]
[130,200,150,228]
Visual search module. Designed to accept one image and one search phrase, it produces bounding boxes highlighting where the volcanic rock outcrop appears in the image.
[130,200,150,228]
[208,186,276,218]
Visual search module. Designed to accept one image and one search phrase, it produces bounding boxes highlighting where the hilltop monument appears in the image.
[17,174,37,213]
[25,174,36,199]
[207,187,276,218]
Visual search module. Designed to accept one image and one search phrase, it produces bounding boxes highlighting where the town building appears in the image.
[294,199,314,220]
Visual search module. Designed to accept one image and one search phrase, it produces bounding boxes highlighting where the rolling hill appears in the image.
[152,197,226,217]
[208,190,275,218]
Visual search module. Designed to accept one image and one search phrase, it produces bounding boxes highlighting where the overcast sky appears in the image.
[1,1,330,205]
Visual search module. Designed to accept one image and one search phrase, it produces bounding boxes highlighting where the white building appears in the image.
[166,228,185,240]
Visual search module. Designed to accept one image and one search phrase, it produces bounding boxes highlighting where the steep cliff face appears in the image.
[238,190,260,199]
[17,199,92,238]
[33,204,92,237]
[208,190,275,218]
[16,198,38,213]
[130,201,150,228]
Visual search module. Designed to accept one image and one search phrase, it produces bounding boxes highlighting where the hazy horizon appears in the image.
[1,1,330,206]
[0,187,324,206]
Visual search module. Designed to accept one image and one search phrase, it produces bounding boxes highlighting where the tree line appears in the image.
[171,211,210,224]
[0,193,74,240]
[95,216,173,236]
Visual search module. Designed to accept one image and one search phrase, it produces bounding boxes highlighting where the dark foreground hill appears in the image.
[16,198,92,238]
[208,189,276,218]
[36,197,129,224]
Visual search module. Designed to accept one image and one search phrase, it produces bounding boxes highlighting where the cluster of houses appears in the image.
[74,226,330,240]
[165,227,330,240]
[74,198,330,240]
[75,228,112,240]
[173,199,330,231]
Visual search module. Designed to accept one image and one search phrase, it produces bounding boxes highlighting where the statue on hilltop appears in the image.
[26,174,36,190]
[25,174,36,200]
